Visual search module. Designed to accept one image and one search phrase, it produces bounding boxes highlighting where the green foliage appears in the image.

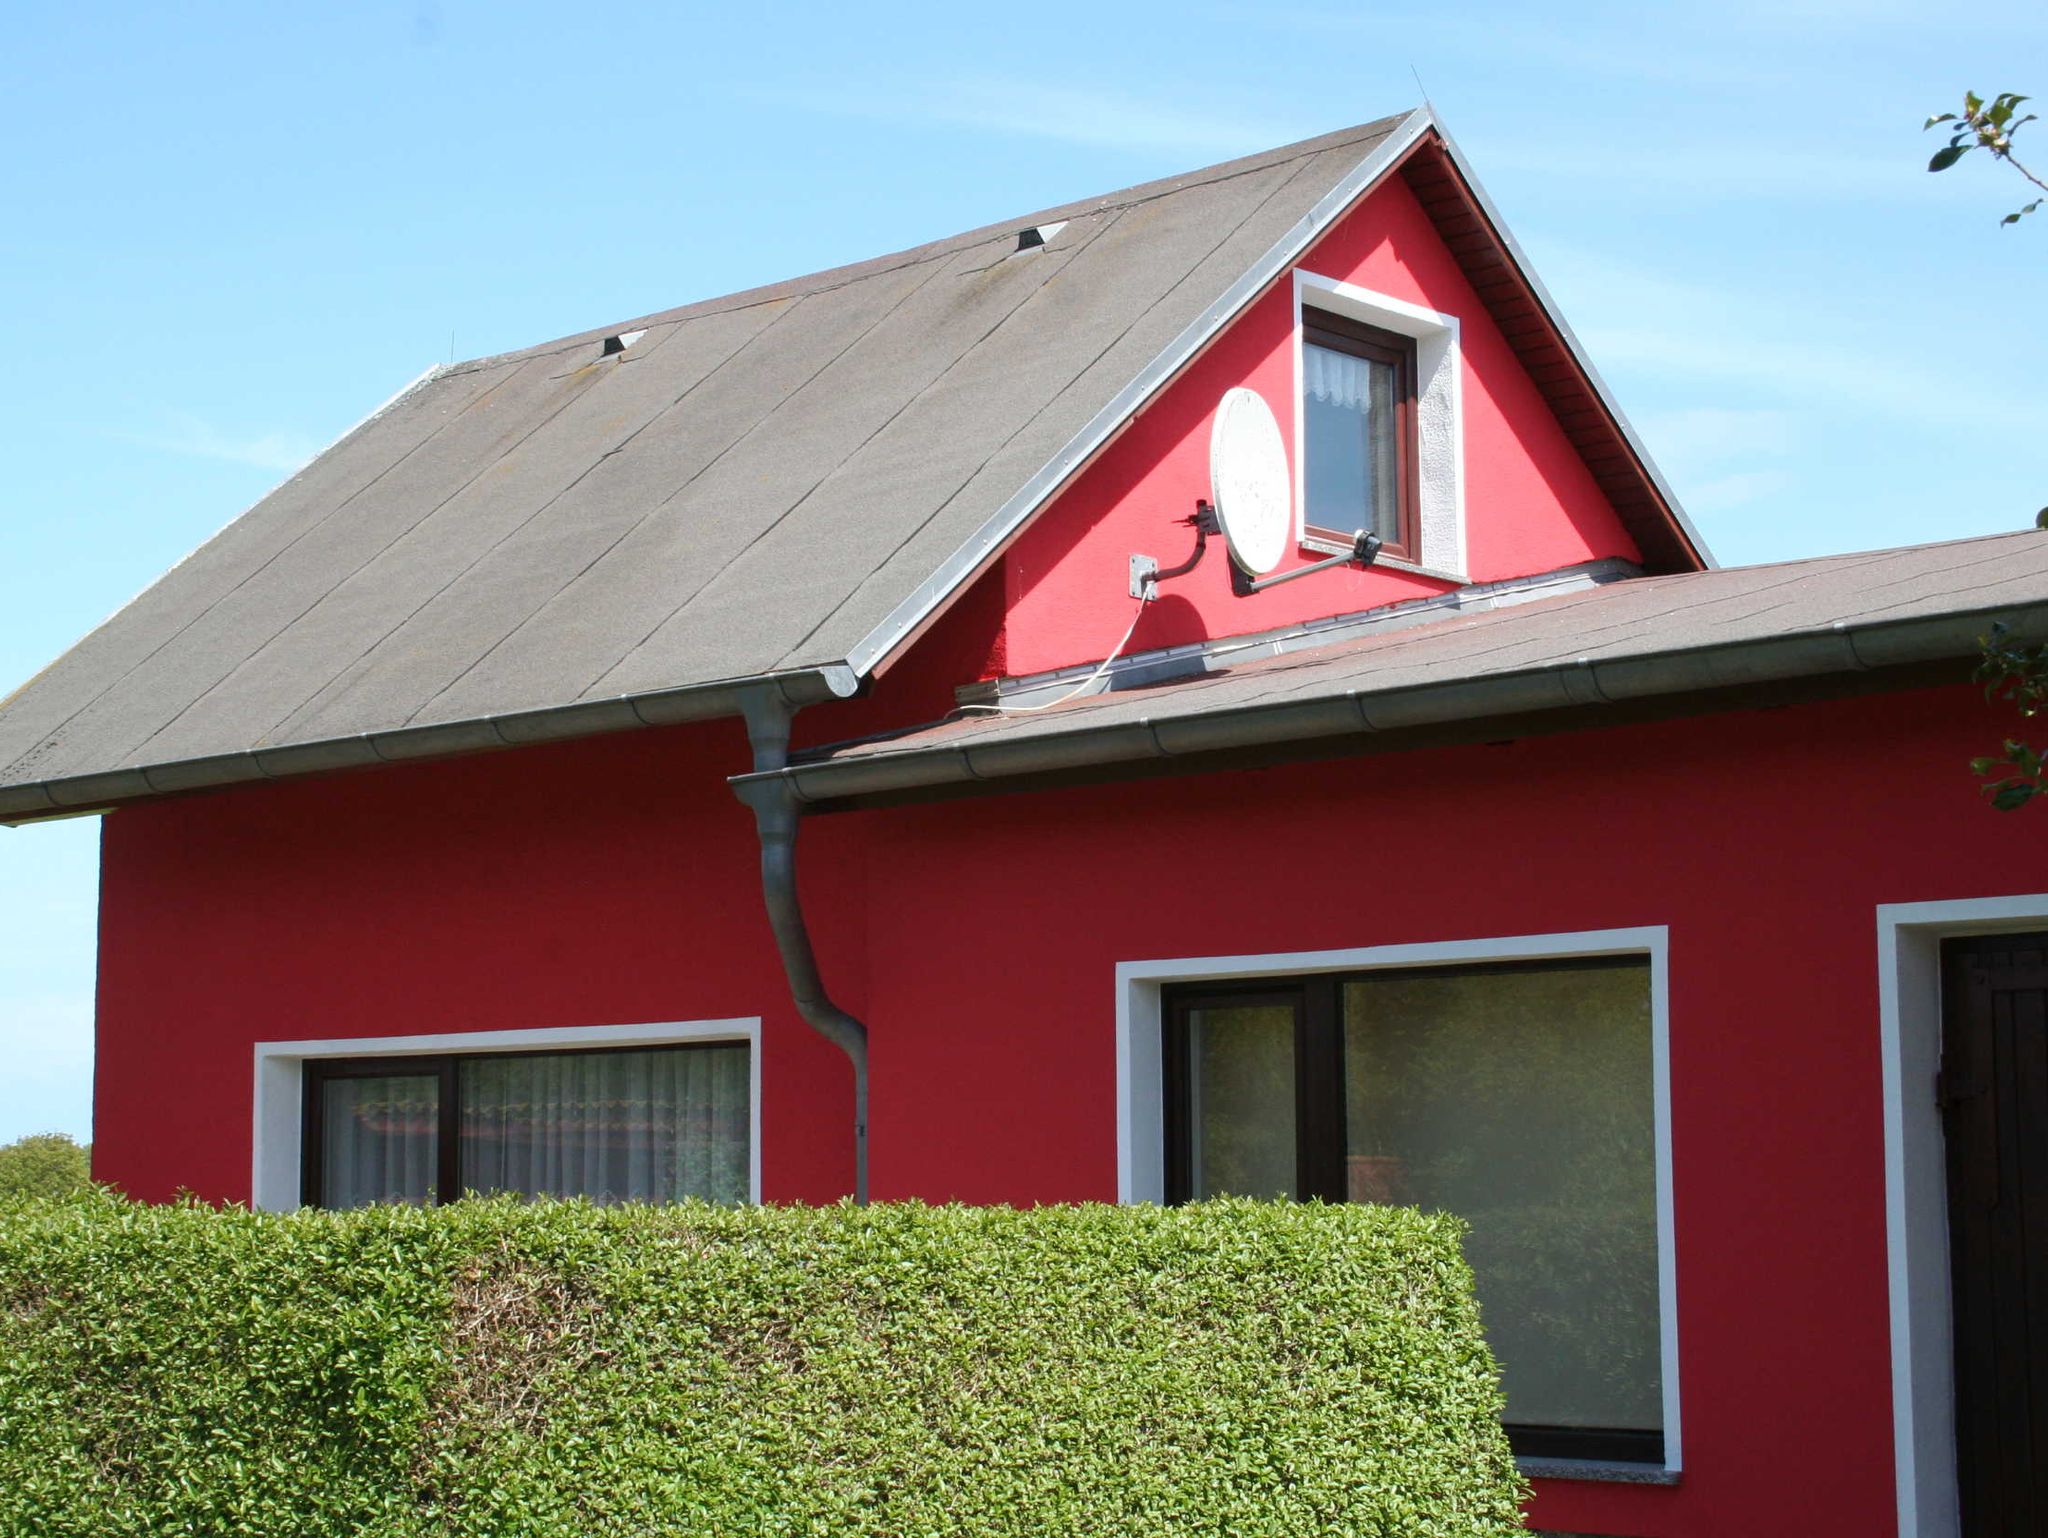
[1923,89,2048,804]
[0,1193,1523,1537]
[1972,622,2048,810]
[0,1134,91,1200]
[1924,90,2046,223]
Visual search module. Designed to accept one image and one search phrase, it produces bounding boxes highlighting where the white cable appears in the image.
[960,596,1151,714]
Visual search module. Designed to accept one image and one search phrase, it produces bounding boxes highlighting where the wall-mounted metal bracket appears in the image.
[1232,529,1381,596]
[1131,500,1222,600]
[1133,505,1380,600]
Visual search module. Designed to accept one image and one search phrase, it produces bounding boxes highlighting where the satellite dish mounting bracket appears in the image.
[1130,500,1381,601]
[1231,527,1381,596]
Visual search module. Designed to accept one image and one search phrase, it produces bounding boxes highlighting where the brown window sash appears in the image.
[1301,309,1419,561]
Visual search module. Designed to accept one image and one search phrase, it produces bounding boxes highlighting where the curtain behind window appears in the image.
[1303,340,1398,540]
[1343,962,1659,1433]
[319,1073,439,1208]
[458,1045,748,1204]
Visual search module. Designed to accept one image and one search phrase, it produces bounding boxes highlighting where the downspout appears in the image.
[733,686,869,1204]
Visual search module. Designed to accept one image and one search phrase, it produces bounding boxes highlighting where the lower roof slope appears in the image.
[0,117,1415,814]
[750,530,2048,805]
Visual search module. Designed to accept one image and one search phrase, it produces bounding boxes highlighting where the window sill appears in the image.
[1517,1456,1681,1487]
[1299,533,1466,586]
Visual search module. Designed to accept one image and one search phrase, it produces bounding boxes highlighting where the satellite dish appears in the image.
[1208,387,1291,577]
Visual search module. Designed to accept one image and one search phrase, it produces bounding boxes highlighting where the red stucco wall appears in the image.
[93,677,2040,1537]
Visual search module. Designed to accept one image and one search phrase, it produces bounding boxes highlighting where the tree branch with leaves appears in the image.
[1925,91,2045,223]
[1924,90,2048,808]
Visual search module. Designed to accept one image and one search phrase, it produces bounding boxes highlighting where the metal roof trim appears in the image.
[0,664,858,825]
[740,602,2043,807]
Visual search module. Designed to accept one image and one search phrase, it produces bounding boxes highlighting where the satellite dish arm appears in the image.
[1129,500,1221,600]
[1132,506,1380,602]
[1232,529,1381,596]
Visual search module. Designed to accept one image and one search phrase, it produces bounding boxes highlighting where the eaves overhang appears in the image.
[0,665,859,825]
[734,603,2042,812]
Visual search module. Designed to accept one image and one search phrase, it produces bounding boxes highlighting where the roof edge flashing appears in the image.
[0,665,862,825]
[744,600,2042,807]
[1422,123,1712,571]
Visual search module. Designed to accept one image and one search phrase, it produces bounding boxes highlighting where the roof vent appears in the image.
[601,329,647,356]
[1013,220,1068,253]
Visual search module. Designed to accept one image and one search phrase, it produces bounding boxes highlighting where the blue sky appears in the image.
[1,2,2043,1146]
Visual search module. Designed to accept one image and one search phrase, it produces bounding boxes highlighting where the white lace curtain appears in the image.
[318,1045,750,1209]
[1304,342,1384,413]
[320,1074,438,1207]
[460,1046,748,1204]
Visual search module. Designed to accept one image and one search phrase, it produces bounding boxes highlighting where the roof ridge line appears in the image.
[439,115,1419,378]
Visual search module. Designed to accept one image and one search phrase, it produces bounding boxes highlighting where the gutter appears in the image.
[0,665,860,824]
[736,604,2045,808]
[731,687,870,1205]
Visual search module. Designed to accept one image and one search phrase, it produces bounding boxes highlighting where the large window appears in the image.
[1164,956,1660,1464]
[303,1042,750,1208]
[1301,308,1417,558]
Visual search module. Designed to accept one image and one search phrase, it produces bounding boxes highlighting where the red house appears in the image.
[2,109,2042,1536]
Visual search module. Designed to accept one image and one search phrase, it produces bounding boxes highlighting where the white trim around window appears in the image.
[1877,893,2048,1538]
[1292,269,1466,581]
[251,1017,762,1212]
[1115,925,1677,1471]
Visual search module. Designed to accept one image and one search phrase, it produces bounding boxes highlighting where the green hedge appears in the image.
[0,1194,1522,1537]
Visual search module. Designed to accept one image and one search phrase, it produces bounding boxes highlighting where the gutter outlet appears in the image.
[734,687,870,1203]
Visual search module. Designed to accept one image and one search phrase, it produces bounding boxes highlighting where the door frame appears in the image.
[1877,894,2048,1538]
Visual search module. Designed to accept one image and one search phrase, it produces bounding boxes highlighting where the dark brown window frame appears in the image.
[1162,956,1663,1467]
[301,1039,749,1209]
[1300,308,1420,561]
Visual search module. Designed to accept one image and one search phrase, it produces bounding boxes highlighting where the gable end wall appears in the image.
[975,173,1644,680]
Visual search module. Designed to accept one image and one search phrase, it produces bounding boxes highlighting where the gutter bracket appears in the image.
[733,685,870,1204]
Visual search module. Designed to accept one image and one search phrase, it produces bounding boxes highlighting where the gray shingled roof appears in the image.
[746,531,2048,804]
[0,115,1439,818]
[0,107,1709,821]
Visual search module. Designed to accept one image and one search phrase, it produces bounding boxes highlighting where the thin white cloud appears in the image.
[1529,239,2045,437]
[737,77,1301,159]
[1685,468,1795,514]
[1243,5,1800,92]
[1632,407,1799,513]
[1478,136,1992,206]
[131,411,321,474]
[1635,406,1799,467]
[0,993,93,1074]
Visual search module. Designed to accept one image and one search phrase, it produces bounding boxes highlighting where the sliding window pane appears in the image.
[320,1073,438,1208]
[1343,961,1658,1433]
[1184,1002,1298,1199]
[458,1046,749,1204]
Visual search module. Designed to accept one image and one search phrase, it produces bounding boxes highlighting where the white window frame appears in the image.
[1293,269,1466,582]
[1115,926,1678,1472]
[252,1016,762,1212]
[1877,893,2048,1538]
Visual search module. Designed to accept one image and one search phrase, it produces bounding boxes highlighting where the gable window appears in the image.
[302,1042,750,1208]
[1164,956,1660,1464]
[1301,310,1418,559]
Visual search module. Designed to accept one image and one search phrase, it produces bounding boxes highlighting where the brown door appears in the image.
[1941,933,2048,1535]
